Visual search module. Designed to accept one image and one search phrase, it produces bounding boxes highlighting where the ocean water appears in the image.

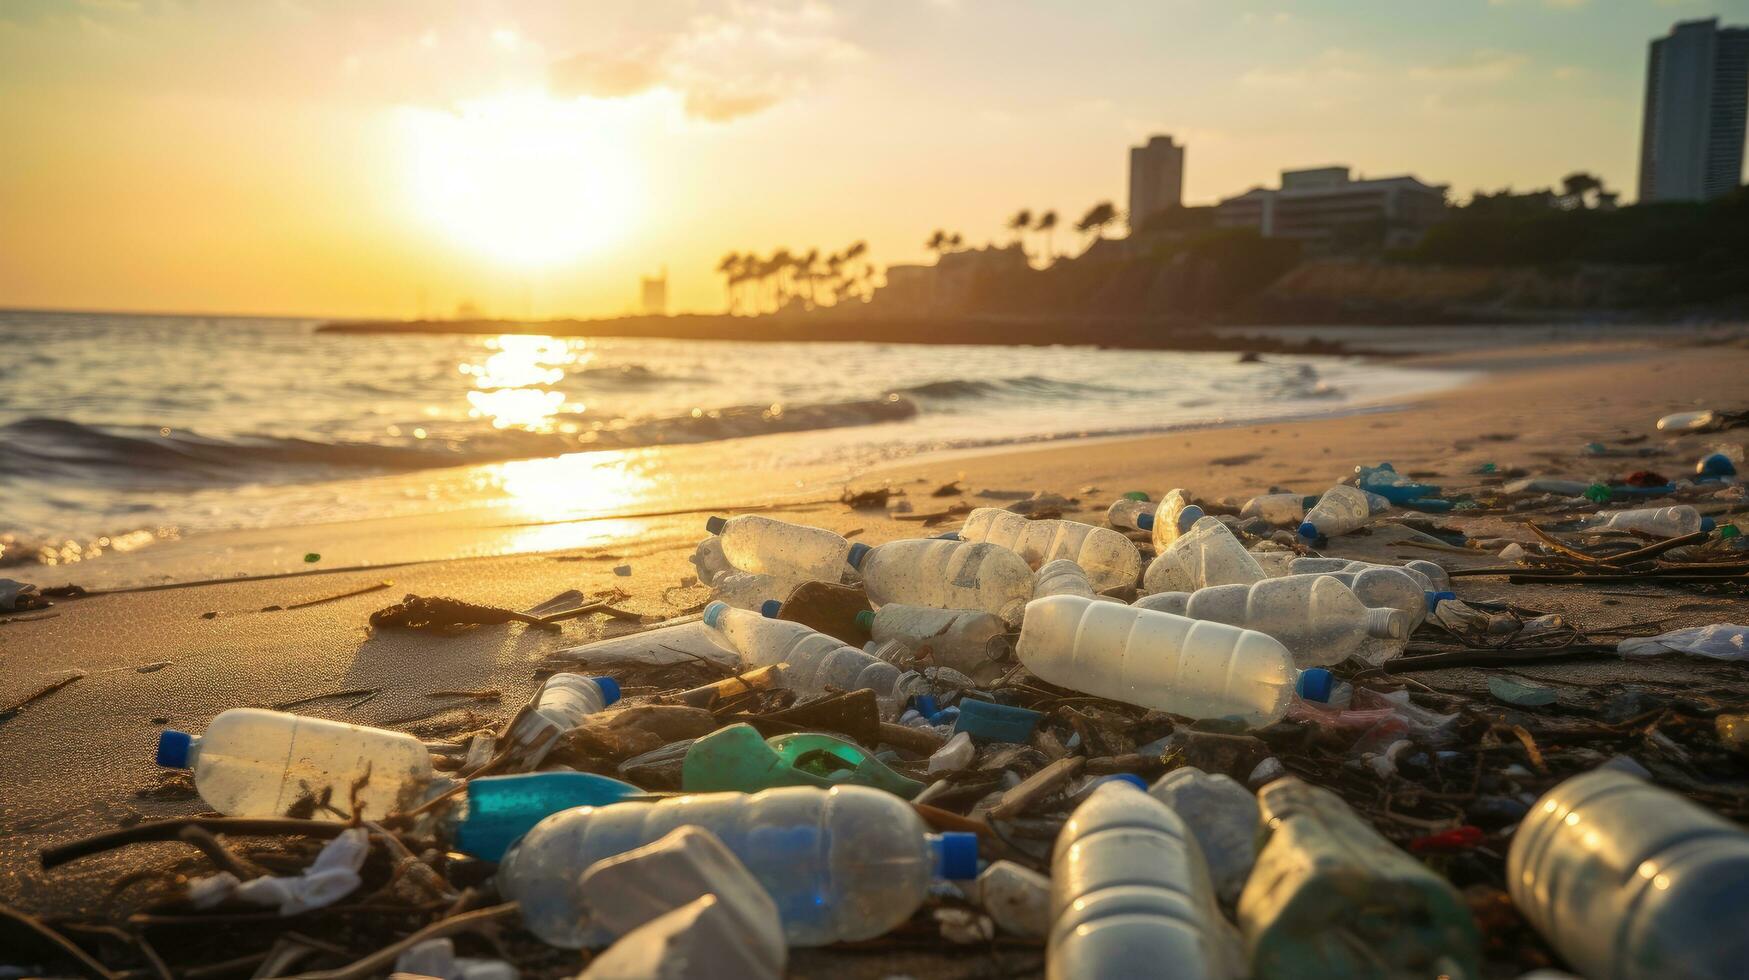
[0,310,1451,566]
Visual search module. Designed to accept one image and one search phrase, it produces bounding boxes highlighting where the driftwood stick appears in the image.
[41,817,416,871]
[0,900,120,979]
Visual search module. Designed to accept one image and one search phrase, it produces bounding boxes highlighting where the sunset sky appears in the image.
[1,0,1740,320]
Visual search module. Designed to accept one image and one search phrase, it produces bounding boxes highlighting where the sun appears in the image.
[399,93,642,269]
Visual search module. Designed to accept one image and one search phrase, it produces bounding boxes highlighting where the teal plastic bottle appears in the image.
[451,771,644,860]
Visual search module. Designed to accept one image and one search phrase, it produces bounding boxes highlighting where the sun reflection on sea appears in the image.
[461,334,582,432]
[485,449,662,552]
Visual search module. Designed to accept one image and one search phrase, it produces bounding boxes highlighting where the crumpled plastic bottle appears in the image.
[1143,516,1267,595]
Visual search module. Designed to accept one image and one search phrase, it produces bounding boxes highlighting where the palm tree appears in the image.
[925,229,948,260]
[716,251,742,313]
[1559,171,1605,210]
[1075,201,1118,250]
[1034,210,1058,262]
[947,232,964,252]
[1007,209,1032,246]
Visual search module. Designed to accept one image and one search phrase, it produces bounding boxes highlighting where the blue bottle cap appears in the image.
[847,542,872,568]
[1297,521,1319,540]
[702,601,728,628]
[1427,590,1456,612]
[931,831,980,880]
[1098,773,1148,791]
[1136,511,1155,531]
[1177,505,1204,534]
[705,515,727,534]
[910,694,939,718]
[156,730,193,769]
[1701,517,1716,533]
[760,599,782,618]
[1296,667,1334,703]
[589,676,621,706]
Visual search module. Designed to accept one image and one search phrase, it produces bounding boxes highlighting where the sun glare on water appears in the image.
[400,94,642,268]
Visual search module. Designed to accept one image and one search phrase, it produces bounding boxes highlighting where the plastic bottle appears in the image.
[848,538,1034,624]
[450,771,644,861]
[1133,575,1409,668]
[1354,462,1440,505]
[1241,493,1310,526]
[709,568,791,611]
[510,675,622,765]
[1148,767,1260,905]
[705,514,850,582]
[1585,505,1714,537]
[1034,558,1098,600]
[854,604,1008,683]
[1656,410,1717,432]
[1106,491,1154,532]
[1297,485,1371,540]
[1289,556,1452,593]
[680,722,921,797]
[1507,769,1749,980]
[1048,779,1238,980]
[957,507,1142,592]
[1142,517,1266,596]
[1016,595,1332,728]
[155,708,435,821]
[1313,566,1440,626]
[689,535,734,583]
[496,785,981,948]
[1152,488,1207,551]
[1240,777,1480,979]
[703,601,901,697]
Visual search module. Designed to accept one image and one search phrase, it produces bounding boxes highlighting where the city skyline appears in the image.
[2,1,1745,321]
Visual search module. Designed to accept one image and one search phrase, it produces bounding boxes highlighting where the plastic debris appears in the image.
[928,731,976,773]
[578,895,781,980]
[1148,767,1260,904]
[682,722,922,797]
[394,939,518,980]
[974,860,1051,939]
[1240,777,1480,979]
[1488,675,1557,708]
[1618,624,1749,662]
[190,827,369,916]
[954,698,1043,743]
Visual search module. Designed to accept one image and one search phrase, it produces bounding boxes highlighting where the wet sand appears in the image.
[3,336,1746,969]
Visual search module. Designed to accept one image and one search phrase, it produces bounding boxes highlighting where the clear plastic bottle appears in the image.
[705,514,850,581]
[1289,556,1452,593]
[1106,491,1154,532]
[853,604,1008,683]
[689,535,734,583]
[1048,779,1238,980]
[1142,517,1266,596]
[1241,493,1309,526]
[1507,770,1749,980]
[1133,574,1408,668]
[957,508,1142,592]
[848,538,1034,624]
[1585,505,1714,537]
[1656,410,1717,432]
[709,568,792,611]
[510,675,622,764]
[1016,595,1332,728]
[1240,777,1480,979]
[1151,488,1206,551]
[704,601,902,697]
[155,708,434,821]
[1297,485,1372,541]
[496,785,980,948]
[1034,558,1098,600]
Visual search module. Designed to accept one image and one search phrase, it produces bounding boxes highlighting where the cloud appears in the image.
[549,1,861,122]
[1408,49,1527,83]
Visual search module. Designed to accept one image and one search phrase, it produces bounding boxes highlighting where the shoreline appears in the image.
[4,335,1746,948]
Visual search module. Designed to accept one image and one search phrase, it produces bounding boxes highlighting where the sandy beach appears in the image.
[4,332,1747,974]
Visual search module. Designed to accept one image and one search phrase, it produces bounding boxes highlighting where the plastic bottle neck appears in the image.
[1366,607,1407,639]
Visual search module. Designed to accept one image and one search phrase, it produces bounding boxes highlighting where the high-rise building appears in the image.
[1638,18,1749,203]
[640,268,668,316]
[1128,135,1184,232]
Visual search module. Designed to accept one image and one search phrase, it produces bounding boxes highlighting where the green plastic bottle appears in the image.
[1238,777,1480,979]
[681,723,923,798]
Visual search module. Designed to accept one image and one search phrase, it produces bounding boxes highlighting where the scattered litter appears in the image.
[303,552,321,563]
[613,563,633,576]
[1617,624,1749,661]
[189,827,369,915]
[1489,674,1558,707]
[369,594,560,634]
